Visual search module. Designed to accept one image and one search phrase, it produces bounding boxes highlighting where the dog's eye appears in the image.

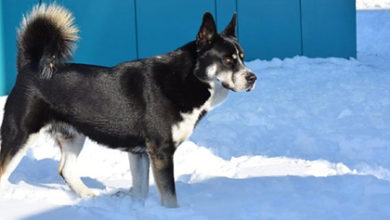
[240,53,245,59]
[224,57,233,64]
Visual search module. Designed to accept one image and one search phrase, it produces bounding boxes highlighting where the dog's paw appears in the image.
[78,190,96,198]
[161,195,178,208]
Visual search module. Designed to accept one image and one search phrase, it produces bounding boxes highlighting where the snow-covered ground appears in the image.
[1,2,390,220]
[357,0,390,10]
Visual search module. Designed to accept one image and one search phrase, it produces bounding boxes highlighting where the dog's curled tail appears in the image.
[17,4,79,78]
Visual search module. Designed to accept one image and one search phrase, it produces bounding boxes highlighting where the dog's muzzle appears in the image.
[246,72,257,91]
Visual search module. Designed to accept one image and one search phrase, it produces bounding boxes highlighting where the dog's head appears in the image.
[194,12,256,92]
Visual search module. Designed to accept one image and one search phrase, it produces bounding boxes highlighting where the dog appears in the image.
[0,4,256,207]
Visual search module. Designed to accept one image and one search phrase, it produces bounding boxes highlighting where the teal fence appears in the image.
[0,0,356,95]
[0,1,4,95]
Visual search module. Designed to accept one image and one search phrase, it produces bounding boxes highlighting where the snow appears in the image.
[357,0,390,10]
[1,2,390,220]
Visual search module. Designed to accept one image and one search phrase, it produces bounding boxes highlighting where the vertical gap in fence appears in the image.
[133,0,139,59]
[299,0,304,56]
[214,0,218,25]
[235,0,239,40]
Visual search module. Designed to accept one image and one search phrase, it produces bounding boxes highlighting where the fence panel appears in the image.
[136,0,215,58]
[1,0,38,95]
[237,0,302,60]
[54,0,138,65]
[0,0,357,95]
[301,0,356,58]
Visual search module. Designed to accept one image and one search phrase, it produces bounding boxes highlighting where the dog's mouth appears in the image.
[221,82,233,91]
[246,81,256,92]
[221,82,256,92]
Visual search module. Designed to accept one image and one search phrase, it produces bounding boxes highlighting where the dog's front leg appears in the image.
[146,140,177,208]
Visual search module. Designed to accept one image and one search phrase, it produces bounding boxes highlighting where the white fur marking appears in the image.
[206,64,217,78]
[172,109,204,145]
[217,70,235,89]
[233,68,250,91]
[58,134,94,197]
[171,81,228,145]
[210,81,229,108]
[232,51,254,91]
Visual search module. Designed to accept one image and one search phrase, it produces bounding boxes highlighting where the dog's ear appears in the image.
[221,13,237,38]
[196,12,217,51]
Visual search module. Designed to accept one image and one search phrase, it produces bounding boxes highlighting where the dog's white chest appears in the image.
[171,108,205,145]
[171,82,228,145]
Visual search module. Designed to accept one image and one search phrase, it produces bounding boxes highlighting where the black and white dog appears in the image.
[0,4,256,207]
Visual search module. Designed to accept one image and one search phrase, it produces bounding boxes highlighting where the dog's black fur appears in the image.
[0,4,256,207]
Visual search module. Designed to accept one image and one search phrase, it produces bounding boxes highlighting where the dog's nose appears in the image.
[246,73,257,83]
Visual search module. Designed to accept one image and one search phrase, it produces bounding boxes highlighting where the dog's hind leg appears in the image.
[0,132,39,191]
[128,151,150,201]
[0,94,48,192]
[54,128,94,197]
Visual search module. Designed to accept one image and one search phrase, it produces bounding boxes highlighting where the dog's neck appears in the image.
[152,41,215,113]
